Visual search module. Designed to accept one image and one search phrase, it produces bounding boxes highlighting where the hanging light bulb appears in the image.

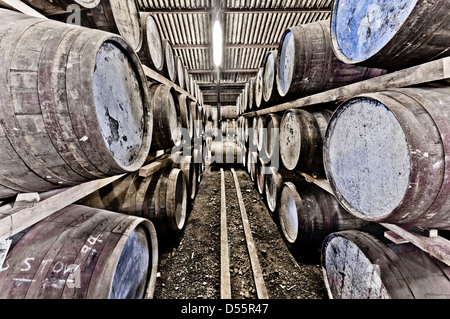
[213,19,223,67]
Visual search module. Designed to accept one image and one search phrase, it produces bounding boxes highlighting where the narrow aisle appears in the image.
[154,166,327,299]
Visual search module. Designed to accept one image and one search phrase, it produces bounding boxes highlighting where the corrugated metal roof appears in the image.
[138,0,332,104]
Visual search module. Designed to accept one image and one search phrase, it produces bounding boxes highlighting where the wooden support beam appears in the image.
[0,0,47,18]
[220,168,231,299]
[231,168,268,299]
[188,68,259,74]
[0,174,125,242]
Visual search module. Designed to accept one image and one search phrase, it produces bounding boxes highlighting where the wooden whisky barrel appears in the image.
[324,87,450,229]
[79,167,188,234]
[248,77,255,110]
[276,20,385,99]
[262,50,282,105]
[137,13,164,72]
[263,114,281,161]
[0,205,158,299]
[160,39,176,83]
[85,0,143,52]
[148,84,182,151]
[221,105,239,120]
[280,109,331,175]
[264,166,299,213]
[175,55,185,89]
[331,0,450,70]
[278,181,369,250]
[255,67,264,109]
[178,94,193,139]
[0,10,151,199]
[322,230,450,299]
[21,0,100,16]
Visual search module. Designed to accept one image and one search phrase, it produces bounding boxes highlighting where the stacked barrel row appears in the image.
[0,5,209,299]
[235,0,450,299]
[8,0,205,103]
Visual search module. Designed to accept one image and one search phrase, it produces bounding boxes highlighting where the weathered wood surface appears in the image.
[324,87,450,228]
[79,167,188,234]
[276,20,385,100]
[278,181,369,250]
[322,230,450,299]
[280,109,331,175]
[160,38,176,83]
[85,0,142,51]
[231,168,269,299]
[220,168,231,299]
[0,10,150,198]
[331,0,450,70]
[0,0,47,17]
[148,84,182,152]
[137,12,163,72]
[0,205,158,299]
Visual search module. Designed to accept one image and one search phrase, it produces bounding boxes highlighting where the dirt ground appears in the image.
[153,164,327,300]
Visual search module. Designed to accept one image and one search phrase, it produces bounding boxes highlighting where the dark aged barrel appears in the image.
[79,168,188,234]
[85,0,142,52]
[322,230,450,299]
[278,181,369,250]
[21,0,100,15]
[331,0,450,70]
[280,109,331,176]
[221,105,239,120]
[160,39,176,83]
[263,113,281,160]
[0,10,151,199]
[148,84,182,151]
[211,141,240,164]
[262,50,282,105]
[178,94,193,139]
[137,13,164,72]
[324,87,450,229]
[0,205,158,299]
[276,20,385,99]
[175,55,185,89]
[255,68,264,109]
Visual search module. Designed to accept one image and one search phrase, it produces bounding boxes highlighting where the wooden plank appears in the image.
[0,0,47,18]
[384,230,410,245]
[244,57,450,117]
[220,168,231,299]
[381,223,450,267]
[138,155,174,177]
[0,174,125,242]
[231,168,269,299]
[142,65,197,102]
[297,172,334,195]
